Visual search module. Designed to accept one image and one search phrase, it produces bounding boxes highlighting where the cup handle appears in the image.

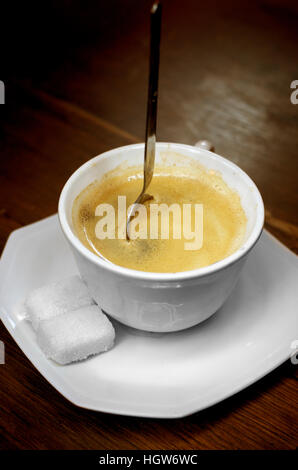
[195,140,215,152]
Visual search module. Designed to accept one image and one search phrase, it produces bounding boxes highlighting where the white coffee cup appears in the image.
[58,142,264,332]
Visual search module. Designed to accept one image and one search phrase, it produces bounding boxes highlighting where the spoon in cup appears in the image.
[126,1,162,240]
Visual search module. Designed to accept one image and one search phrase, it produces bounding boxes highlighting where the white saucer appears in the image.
[0,215,297,418]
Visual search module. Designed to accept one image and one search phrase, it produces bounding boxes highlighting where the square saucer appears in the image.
[0,215,297,418]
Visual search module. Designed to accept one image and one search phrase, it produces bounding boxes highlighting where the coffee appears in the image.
[72,162,247,273]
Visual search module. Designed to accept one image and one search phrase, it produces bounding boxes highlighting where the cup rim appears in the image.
[58,142,264,282]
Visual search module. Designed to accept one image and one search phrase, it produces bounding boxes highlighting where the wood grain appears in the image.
[0,0,297,450]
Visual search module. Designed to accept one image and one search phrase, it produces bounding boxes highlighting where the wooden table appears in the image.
[0,0,297,450]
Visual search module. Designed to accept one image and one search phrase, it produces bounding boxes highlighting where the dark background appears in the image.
[0,0,297,449]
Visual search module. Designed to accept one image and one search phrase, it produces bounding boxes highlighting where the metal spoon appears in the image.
[126,1,162,240]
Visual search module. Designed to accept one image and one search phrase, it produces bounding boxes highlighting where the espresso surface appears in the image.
[72,163,247,273]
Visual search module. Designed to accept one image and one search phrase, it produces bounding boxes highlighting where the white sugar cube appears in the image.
[25,275,94,331]
[37,305,115,365]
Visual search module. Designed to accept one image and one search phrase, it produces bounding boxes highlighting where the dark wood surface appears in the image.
[0,0,297,450]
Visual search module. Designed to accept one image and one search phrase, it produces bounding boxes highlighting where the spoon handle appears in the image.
[143,1,162,190]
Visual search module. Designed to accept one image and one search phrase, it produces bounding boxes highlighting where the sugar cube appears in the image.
[36,305,115,364]
[25,275,94,331]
